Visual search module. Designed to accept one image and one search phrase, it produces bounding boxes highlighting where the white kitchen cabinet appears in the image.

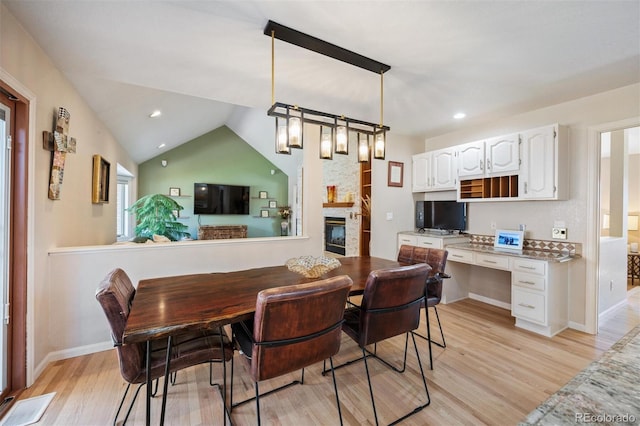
[412,148,457,192]
[519,124,567,200]
[457,140,485,177]
[486,134,520,175]
[457,134,519,179]
[397,232,469,251]
[412,153,430,192]
[510,257,568,337]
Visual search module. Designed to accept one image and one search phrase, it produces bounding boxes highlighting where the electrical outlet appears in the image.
[552,227,567,240]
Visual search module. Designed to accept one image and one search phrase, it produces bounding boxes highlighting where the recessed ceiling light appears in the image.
[453,112,466,120]
[149,110,162,118]
[157,143,166,149]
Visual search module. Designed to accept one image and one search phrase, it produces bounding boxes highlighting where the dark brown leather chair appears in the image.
[96,268,234,425]
[340,263,431,426]
[230,275,352,426]
[398,244,449,370]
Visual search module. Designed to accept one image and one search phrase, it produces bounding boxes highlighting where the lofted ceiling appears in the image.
[4,0,640,163]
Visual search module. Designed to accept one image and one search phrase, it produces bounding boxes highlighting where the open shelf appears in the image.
[323,202,354,208]
[459,175,518,199]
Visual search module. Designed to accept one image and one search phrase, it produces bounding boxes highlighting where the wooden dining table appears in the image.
[122,256,406,425]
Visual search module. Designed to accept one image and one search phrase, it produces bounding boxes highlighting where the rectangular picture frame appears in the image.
[494,229,524,252]
[260,209,269,218]
[259,191,268,199]
[269,200,277,208]
[91,154,111,204]
[169,187,181,196]
[388,161,404,187]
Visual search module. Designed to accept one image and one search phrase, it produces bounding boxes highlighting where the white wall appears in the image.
[421,83,640,327]
[370,133,423,260]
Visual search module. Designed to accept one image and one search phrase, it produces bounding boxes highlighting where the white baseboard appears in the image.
[598,297,628,320]
[468,292,511,310]
[33,341,113,381]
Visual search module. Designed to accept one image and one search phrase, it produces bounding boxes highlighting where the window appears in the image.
[116,178,130,239]
[116,163,135,240]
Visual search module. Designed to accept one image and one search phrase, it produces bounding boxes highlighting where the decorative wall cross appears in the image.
[42,107,76,200]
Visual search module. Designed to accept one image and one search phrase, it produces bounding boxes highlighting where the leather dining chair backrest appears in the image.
[95,268,146,384]
[353,263,430,347]
[398,245,448,302]
[250,275,353,382]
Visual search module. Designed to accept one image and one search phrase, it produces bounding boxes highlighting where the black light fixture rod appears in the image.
[268,102,390,132]
[264,20,391,74]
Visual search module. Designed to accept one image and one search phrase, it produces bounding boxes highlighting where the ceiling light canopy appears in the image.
[265,20,390,161]
[149,110,162,118]
[453,112,466,120]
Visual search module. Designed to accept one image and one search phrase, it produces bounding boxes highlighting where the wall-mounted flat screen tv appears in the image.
[194,183,250,215]
[416,200,467,231]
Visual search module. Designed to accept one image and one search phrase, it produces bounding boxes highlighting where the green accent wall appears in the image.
[138,126,288,238]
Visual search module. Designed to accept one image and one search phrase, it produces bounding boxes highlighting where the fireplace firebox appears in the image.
[325,217,346,256]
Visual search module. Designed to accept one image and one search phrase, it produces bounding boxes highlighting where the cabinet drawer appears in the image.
[397,234,417,248]
[512,272,545,291]
[475,253,510,270]
[512,258,546,276]
[512,287,546,324]
[416,236,443,249]
[447,249,474,264]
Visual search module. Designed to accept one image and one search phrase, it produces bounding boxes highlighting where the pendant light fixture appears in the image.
[265,20,390,161]
[335,117,349,155]
[358,133,370,163]
[373,70,386,160]
[319,125,334,160]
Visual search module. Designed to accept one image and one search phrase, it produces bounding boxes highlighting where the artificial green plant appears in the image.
[127,193,190,241]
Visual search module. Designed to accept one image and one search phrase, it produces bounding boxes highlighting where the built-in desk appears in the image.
[446,243,576,337]
[397,232,579,337]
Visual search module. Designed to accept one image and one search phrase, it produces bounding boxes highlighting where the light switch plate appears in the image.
[552,227,567,240]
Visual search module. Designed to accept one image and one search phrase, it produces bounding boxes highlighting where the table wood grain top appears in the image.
[123,256,401,344]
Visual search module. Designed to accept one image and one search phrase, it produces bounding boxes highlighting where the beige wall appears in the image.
[1,5,137,378]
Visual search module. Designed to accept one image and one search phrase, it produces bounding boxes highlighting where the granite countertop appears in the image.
[520,324,640,425]
[447,242,577,263]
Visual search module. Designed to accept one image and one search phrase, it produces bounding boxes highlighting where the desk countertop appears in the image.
[520,324,640,425]
[447,242,577,263]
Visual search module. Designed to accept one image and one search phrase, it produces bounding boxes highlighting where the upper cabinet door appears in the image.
[412,152,430,192]
[486,133,520,176]
[432,148,457,190]
[457,140,485,177]
[519,125,557,199]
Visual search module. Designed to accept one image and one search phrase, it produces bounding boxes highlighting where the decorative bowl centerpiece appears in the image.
[285,256,341,278]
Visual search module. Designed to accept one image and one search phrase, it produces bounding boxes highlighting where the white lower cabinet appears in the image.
[510,258,568,337]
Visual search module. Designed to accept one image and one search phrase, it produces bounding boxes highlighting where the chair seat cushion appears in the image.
[126,329,233,384]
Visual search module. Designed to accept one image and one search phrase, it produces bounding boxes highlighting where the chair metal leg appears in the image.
[326,334,410,375]
[159,335,173,426]
[361,348,380,426]
[328,357,344,426]
[413,306,446,369]
[340,333,431,426]
[255,381,261,426]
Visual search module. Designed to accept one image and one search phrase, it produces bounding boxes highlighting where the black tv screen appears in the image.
[416,201,467,231]
[194,183,250,215]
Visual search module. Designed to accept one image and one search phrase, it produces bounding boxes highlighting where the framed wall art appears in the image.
[92,154,111,204]
[388,161,404,187]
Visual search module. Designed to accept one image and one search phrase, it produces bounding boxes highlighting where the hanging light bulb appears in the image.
[373,70,386,160]
[288,109,303,148]
[319,126,334,159]
[275,117,290,154]
[358,133,370,163]
[335,118,348,155]
[374,130,385,160]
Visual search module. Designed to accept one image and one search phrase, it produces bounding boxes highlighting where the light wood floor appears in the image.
[18,289,640,425]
